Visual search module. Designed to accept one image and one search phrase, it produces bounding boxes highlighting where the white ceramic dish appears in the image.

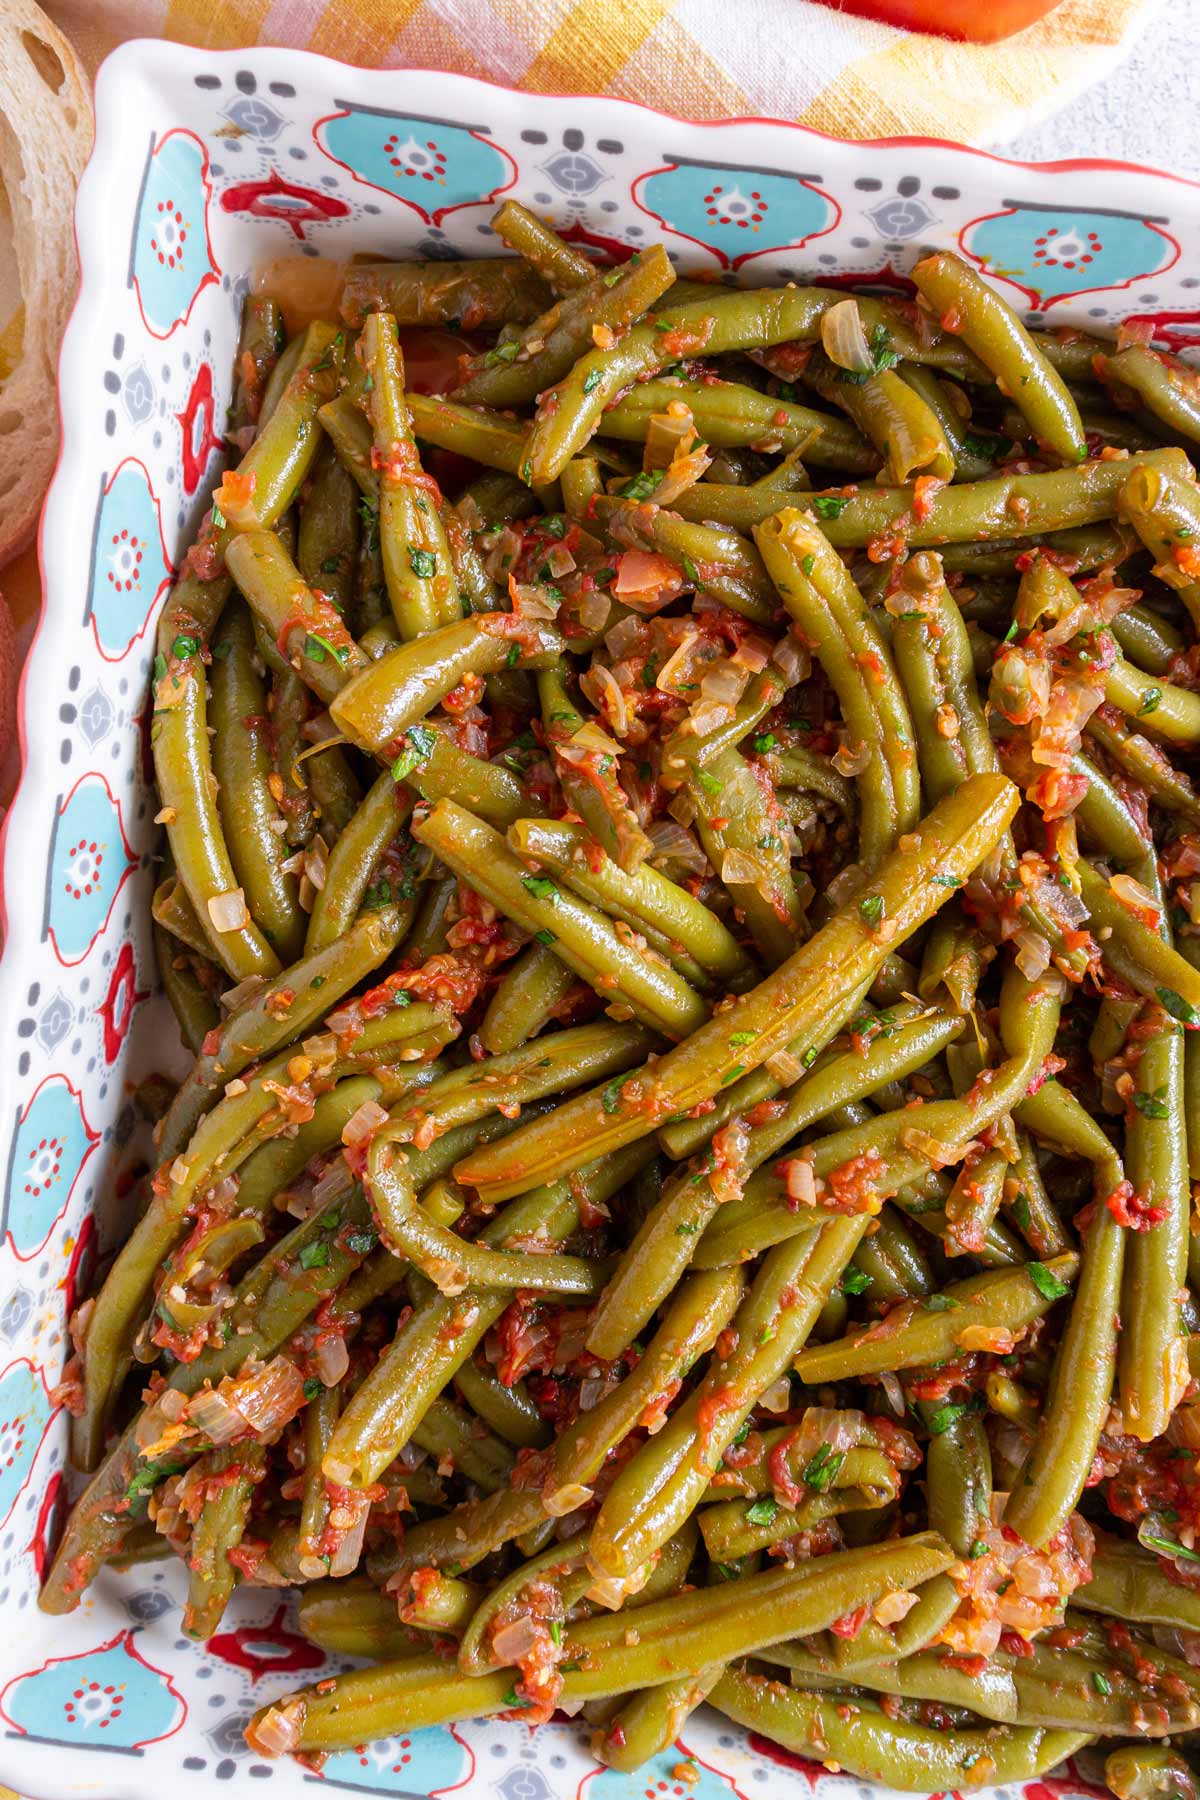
[2,35,1200,1800]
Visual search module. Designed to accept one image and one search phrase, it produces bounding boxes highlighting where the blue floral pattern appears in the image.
[85,457,173,659]
[1,1074,97,1258]
[130,127,219,337]
[316,106,517,225]
[960,204,1180,308]
[0,1360,53,1527]
[44,774,137,966]
[633,160,837,269]
[1,1630,184,1751]
[0,39,1195,1800]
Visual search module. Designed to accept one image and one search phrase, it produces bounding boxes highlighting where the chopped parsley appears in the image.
[391,723,439,782]
[812,495,849,520]
[408,546,437,579]
[1134,1086,1170,1119]
[601,1077,625,1116]
[745,1497,779,1526]
[859,893,884,928]
[522,875,560,902]
[1139,686,1163,716]
[803,1444,846,1492]
[582,369,603,394]
[1027,1261,1069,1301]
[299,1242,330,1270]
[842,1267,870,1296]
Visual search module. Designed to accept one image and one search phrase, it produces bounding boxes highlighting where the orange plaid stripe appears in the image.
[520,0,676,95]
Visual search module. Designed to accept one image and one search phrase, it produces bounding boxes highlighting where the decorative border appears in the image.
[1,36,1198,1800]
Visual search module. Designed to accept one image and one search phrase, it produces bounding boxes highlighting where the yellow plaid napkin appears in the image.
[44,0,1158,145]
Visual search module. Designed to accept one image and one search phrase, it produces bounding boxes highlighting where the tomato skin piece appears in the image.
[813,0,1064,41]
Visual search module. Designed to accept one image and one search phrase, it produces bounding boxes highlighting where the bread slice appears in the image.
[0,2,92,565]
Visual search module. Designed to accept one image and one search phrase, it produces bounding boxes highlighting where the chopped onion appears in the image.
[314,1335,350,1386]
[833,737,871,778]
[1110,870,1162,924]
[581,664,630,737]
[311,1157,355,1210]
[511,580,560,620]
[605,613,643,659]
[492,1615,543,1663]
[221,974,268,1012]
[795,1407,864,1457]
[543,1480,594,1517]
[656,629,701,695]
[245,1700,304,1757]
[880,1371,905,1416]
[771,633,810,686]
[873,1588,918,1627]
[646,819,708,878]
[342,1097,390,1148]
[208,888,250,934]
[699,658,750,711]
[546,544,576,578]
[563,719,622,760]
[578,1378,606,1413]
[327,1495,370,1577]
[1013,928,1051,981]
[781,1157,817,1207]
[765,1048,805,1087]
[655,446,712,506]
[760,1376,793,1414]
[820,298,875,374]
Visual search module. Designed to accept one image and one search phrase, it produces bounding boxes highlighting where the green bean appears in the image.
[478,940,578,1055]
[303,772,413,954]
[1118,915,1189,1444]
[804,354,954,485]
[246,1534,954,1750]
[297,438,358,616]
[323,1142,652,1491]
[414,799,707,1037]
[225,526,366,705]
[160,902,410,1158]
[589,497,778,625]
[1098,344,1200,446]
[330,614,559,757]
[454,1358,550,1450]
[257,328,304,427]
[405,870,456,961]
[713,1668,1088,1791]
[1104,651,1200,743]
[1087,708,1200,825]
[509,816,756,990]
[601,376,877,473]
[1118,456,1200,632]
[1111,601,1186,674]
[74,1002,452,1469]
[756,508,919,864]
[1107,1746,1200,1800]
[151,870,210,956]
[455,245,675,410]
[361,312,461,634]
[699,1447,899,1560]
[912,252,1086,463]
[298,1579,429,1659]
[154,924,219,1055]
[667,446,1191,540]
[456,772,1018,1199]
[46,1190,381,1604]
[537,658,652,869]
[792,1254,1076,1382]
[229,295,284,435]
[490,200,593,291]
[687,743,807,965]
[1079,857,1200,1009]
[410,1395,514,1494]
[365,1125,608,1295]
[209,601,305,961]
[594,1666,725,1772]
[340,258,549,330]
[182,1442,266,1637]
[1004,1133,1125,1547]
[267,664,319,848]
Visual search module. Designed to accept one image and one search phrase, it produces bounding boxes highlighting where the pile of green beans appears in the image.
[47,210,1200,1798]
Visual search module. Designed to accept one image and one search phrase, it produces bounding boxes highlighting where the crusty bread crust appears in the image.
[0,2,92,565]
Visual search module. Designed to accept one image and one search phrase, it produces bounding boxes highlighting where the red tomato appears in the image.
[815,0,1064,42]
[396,328,479,397]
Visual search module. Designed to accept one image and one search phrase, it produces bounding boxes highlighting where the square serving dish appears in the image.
[2,35,1200,1800]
